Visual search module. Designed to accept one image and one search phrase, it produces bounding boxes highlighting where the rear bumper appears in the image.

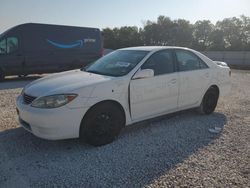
[219,81,231,96]
[16,95,88,140]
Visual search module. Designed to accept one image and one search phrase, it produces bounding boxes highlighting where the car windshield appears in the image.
[83,50,149,77]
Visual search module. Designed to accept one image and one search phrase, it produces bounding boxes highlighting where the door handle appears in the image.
[169,79,177,84]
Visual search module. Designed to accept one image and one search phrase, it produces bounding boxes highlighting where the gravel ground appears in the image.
[0,70,249,187]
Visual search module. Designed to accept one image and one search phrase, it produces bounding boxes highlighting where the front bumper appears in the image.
[16,95,88,140]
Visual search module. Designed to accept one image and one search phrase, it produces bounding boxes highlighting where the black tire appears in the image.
[199,87,219,114]
[18,74,28,78]
[0,69,5,81]
[80,102,125,146]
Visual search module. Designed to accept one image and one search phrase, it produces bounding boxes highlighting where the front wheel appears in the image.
[198,87,219,114]
[80,102,125,146]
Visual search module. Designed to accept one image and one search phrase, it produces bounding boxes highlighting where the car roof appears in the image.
[119,46,217,68]
[119,46,191,51]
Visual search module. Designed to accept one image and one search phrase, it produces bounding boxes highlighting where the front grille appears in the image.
[23,93,37,104]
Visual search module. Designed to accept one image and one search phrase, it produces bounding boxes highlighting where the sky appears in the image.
[0,0,250,33]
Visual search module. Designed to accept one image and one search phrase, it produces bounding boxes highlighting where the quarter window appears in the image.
[142,50,174,76]
[0,39,6,54]
[199,60,209,69]
[176,50,208,71]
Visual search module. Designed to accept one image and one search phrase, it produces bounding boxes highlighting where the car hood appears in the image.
[24,70,113,97]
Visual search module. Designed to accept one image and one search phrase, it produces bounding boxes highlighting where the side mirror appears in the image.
[133,69,154,80]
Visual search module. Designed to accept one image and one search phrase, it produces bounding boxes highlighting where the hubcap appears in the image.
[93,113,113,136]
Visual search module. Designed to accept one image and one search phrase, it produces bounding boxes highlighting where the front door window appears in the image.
[7,37,18,53]
[0,39,6,54]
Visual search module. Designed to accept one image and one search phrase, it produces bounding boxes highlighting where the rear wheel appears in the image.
[80,102,125,146]
[198,87,219,114]
[0,69,5,81]
[18,74,28,78]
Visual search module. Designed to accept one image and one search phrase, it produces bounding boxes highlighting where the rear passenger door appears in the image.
[130,50,179,120]
[175,49,210,108]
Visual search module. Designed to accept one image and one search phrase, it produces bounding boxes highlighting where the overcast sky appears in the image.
[1,0,250,33]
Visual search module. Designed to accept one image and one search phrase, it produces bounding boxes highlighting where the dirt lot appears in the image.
[0,70,249,187]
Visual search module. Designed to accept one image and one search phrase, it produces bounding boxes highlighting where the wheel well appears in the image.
[80,100,126,128]
[93,100,126,119]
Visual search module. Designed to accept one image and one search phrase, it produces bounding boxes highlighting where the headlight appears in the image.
[31,94,77,108]
[21,88,25,95]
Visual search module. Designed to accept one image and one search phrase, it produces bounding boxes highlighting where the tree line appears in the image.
[102,15,250,51]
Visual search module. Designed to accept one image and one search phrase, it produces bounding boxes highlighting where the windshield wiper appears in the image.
[85,70,105,75]
[85,70,118,77]
[80,67,86,71]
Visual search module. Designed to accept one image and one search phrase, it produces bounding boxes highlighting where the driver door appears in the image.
[0,37,24,75]
[130,50,179,121]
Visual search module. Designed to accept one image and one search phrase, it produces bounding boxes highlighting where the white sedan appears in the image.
[16,46,231,146]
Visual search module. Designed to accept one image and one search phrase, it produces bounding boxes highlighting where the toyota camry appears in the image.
[16,46,231,146]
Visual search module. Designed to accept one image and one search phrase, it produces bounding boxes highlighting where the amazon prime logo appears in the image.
[84,38,96,43]
[46,38,96,49]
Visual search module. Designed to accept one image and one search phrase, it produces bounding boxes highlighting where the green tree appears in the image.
[142,16,193,47]
[102,15,250,51]
[193,20,214,50]
[103,26,142,49]
[216,17,245,50]
[171,19,193,47]
[141,21,160,45]
[117,26,142,48]
[240,15,250,50]
[208,29,225,50]
[102,28,116,49]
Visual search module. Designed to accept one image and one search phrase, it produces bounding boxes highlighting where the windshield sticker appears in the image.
[116,61,131,67]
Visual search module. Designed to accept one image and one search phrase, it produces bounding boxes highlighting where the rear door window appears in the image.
[175,50,208,71]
